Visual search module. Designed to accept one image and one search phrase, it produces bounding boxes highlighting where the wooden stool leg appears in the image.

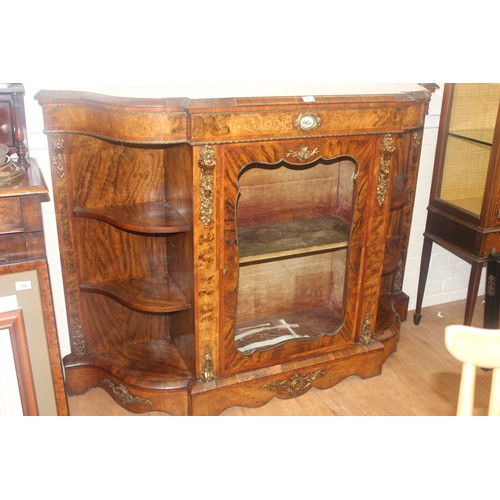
[414,236,433,325]
[457,362,476,416]
[489,368,500,416]
[464,261,484,326]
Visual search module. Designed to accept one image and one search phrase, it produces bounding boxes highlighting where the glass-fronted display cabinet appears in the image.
[414,83,500,326]
[36,86,432,415]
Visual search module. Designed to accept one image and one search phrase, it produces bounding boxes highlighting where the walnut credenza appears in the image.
[36,87,432,415]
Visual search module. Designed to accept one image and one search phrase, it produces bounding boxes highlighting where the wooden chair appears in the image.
[445,325,500,416]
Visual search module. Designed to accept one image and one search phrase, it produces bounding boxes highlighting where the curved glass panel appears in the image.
[234,157,357,354]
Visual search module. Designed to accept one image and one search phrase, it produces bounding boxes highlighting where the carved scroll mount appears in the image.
[102,378,153,406]
[199,145,216,228]
[201,345,215,382]
[376,134,395,207]
[358,313,373,346]
[51,134,67,178]
[286,145,320,162]
[71,313,86,356]
[264,370,326,398]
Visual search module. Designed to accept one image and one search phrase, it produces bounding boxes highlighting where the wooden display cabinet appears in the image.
[36,86,432,415]
[414,84,500,326]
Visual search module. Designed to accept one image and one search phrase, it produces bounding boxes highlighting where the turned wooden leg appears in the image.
[414,236,433,325]
[464,261,484,326]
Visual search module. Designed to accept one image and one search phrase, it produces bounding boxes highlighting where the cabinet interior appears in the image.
[68,135,194,378]
[235,157,356,354]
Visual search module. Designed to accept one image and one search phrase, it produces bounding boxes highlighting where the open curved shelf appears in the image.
[64,339,192,391]
[74,201,190,234]
[382,237,401,275]
[390,174,409,210]
[80,273,191,313]
[238,216,349,264]
[449,128,494,147]
[375,293,398,333]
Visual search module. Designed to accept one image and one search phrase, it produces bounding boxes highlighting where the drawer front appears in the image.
[426,210,479,256]
[190,104,426,144]
[0,233,46,262]
[0,197,23,233]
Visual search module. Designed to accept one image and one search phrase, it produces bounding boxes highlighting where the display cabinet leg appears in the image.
[413,236,433,325]
[464,261,484,326]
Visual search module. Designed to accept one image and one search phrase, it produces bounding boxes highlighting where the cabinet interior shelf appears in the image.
[80,273,191,313]
[74,201,190,234]
[235,306,343,354]
[67,339,193,390]
[448,129,494,147]
[238,216,349,265]
[440,196,483,216]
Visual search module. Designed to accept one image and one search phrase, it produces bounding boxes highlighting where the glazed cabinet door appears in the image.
[436,84,500,227]
[218,136,388,375]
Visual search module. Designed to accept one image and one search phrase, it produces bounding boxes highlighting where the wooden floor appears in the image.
[67,297,493,416]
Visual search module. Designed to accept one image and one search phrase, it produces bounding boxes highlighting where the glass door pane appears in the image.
[439,83,500,216]
[234,158,356,354]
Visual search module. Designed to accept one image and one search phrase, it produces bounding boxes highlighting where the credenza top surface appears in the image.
[35,83,431,110]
